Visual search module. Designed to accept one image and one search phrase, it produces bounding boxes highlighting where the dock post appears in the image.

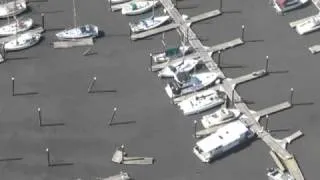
[46,148,51,166]
[41,13,45,30]
[265,56,269,73]
[219,0,223,12]
[149,53,153,71]
[241,25,245,41]
[289,88,294,105]
[217,51,221,68]
[231,88,235,105]
[11,77,15,96]
[193,120,198,138]
[108,107,117,126]
[37,107,42,126]
[88,76,96,93]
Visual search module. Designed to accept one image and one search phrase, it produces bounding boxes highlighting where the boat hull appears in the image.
[0,0,27,18]
[0,17,33,36]
[4,32,41,51]
[122,1,158,15]
[56,24,99,40]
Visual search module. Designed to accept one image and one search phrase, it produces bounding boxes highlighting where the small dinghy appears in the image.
[178,89,225,116]
[296,13,320,35]
[165,72,223,98]
[200,108,241,129]
[271,0,309,15]
[0,17,33,36]
[129,15,170,33]
[4,32,41,51]
[56,24,99,40]
[0,0,27,18]
[122,0,159,15]
[158,59,199,78]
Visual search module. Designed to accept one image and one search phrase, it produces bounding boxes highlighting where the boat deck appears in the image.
[0,27,44,44]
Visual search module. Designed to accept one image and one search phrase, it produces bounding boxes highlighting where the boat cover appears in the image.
[276,0,286,8]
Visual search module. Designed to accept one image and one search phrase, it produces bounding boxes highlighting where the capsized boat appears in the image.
[177,89,225,116]
[152,45,193,63]
[122,0,159,15]
[0,17,33,36]
[129,15,170,33]
[271,0,309,14]
[200,108,241,129]
[158,59,199,78]
[0,0,27,18]
[4,32,41,51]
[56,24,99,40]
[165,72,223,98]
[296,13,320,35]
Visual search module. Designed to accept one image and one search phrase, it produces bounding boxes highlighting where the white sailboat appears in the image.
[129,15,170,33]
[0,0,27,18]
[0,16,33,36]
[177,89,225,116]
[158,59,199,78]
[56,0,99,40]
[295,13,320,35]
[121,0,159,15]
[4,31,41,51]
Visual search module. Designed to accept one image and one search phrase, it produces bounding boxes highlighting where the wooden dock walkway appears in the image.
[159,0,304,179]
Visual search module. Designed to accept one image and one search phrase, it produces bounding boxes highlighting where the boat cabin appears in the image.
[193,121,254,162]
[267,168,295,180]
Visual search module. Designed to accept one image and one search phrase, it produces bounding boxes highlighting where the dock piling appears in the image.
[11,77,15,96]
[88,76,96,93]
[108,107,117,126]
[241,25,245,41]
[46,148,51,166]
[265,56,269,73]
[41,13,45,30]
[37,107,42,126]
[290,88,294,105]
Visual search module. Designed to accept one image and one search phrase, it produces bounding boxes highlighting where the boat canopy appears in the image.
[276,0,286,8]
[165,47,179,56]
[130,3,138,10]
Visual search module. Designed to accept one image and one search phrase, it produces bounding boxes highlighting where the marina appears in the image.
[0,0,319,179]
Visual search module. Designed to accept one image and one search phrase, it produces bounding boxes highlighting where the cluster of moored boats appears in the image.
[270,0,320,35]
[109,0,257,164]
[0,0,101,62]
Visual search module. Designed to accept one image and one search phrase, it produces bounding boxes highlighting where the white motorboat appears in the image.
[122,1,159,15]
[0,17,33,36]
[266,168,295,180]
[4,32,41,51]
[200,108,241,129]
[56,24,99,40]
[296,14,320,35]
[165,72,223,98]
[177,89,225,116]
[129,15,170,33]
[109,0,130,4]
[152,45,193,63]
[96,171,131,180]
[0,0,27,18]
[158,59,199,78]
[272,0,309,14]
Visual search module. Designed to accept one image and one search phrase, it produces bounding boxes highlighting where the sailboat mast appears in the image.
[72,0,77,28]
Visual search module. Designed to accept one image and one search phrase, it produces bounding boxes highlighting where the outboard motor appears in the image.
[169,81,181,95]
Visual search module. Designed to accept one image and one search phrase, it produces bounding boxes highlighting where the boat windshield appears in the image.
[165,47,180,57]
[175,71,190,83]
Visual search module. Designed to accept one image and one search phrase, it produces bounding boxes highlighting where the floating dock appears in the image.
[53,38,94,49]
[206,38,244,56]
[254,102,292,118]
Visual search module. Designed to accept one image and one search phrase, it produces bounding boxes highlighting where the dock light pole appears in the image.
[265,56,269,73]
[289,88,294,105]
[108,107,117,126]
[11,77,15,96]
[37,107,43,126]
[41,13,45,30]
[231,88,235,105]
[265,115,270,132]
[193,120,198,138]
[87,76,96,93]
[217,51,221,68]
[120,144,125,163]
[46,148,51,166]
[241,25,245,41]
